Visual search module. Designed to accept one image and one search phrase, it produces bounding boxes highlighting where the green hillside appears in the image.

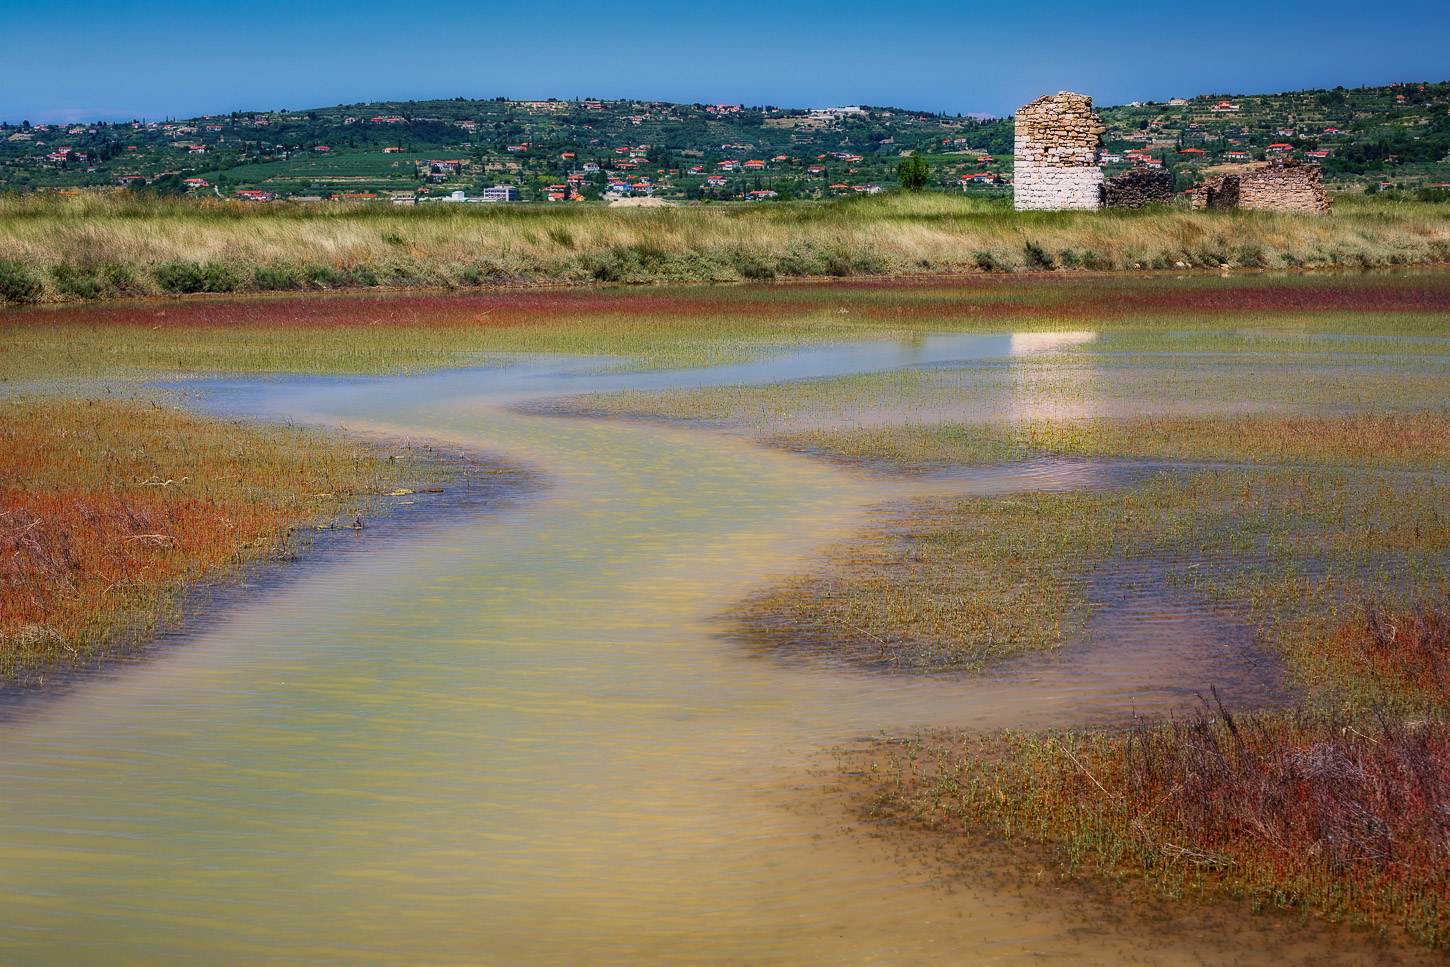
[1,82,1445,203]
[1098,83,1450,194]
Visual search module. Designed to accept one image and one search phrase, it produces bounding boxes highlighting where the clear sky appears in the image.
[3,0,1446,123]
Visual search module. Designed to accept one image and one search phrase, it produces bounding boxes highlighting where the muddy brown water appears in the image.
[0,334,1424,964]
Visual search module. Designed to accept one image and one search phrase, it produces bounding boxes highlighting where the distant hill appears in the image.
[1094,83,1450,193]
[2,82,1445,202]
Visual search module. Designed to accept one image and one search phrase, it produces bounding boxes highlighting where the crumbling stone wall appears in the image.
[1238,160,1330,212]
[1102,168,1176,208]
[1191,160,1330,213]
[1014,92,1105,211]
[1194,174,1241,210]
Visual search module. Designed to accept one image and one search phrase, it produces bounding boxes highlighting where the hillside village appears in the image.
[2,82,1446,204]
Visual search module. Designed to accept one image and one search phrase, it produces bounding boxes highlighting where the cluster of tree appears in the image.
[897,152,929,190]
[1321,122,1450,176]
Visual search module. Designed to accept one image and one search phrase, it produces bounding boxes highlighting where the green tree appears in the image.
[897,151,929,190]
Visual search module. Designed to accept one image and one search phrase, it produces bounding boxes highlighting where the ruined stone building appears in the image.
[1013,92,1105,211]
[1191,159,1331,213]
[1013,92,1329,214]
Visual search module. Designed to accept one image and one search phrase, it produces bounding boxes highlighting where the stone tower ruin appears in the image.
[1014,92,1105,211]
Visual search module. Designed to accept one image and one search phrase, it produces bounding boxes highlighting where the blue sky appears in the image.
[3,0,1447,123]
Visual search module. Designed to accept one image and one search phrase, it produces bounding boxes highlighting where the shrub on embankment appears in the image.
[2,192,1448,303]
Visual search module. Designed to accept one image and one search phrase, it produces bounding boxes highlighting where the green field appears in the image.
[217,150,443,192]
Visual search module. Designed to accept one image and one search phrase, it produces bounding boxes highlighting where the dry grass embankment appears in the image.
[0,395,516,682]
[1,192,1448,304]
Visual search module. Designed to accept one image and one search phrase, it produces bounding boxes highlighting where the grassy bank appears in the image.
[2,192,1448,304]
[0,395,521,683]
[722,404,1450,697]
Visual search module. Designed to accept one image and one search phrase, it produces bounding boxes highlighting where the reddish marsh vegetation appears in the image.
[871,651,1450,947]
[5,288,805,333]
[820,271,1450,317]
[3,287,857,377]
[1330,601,1450,708]
[0,396,444,680]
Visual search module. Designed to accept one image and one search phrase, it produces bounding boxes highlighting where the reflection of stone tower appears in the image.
[1013,92,1104,211]
[1006,332,1101,422]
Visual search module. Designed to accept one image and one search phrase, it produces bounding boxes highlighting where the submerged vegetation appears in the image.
[6,271,1450,381]
[1,192,1448,304]
[736,463,1450,687]
[0,395,515,682]
[780,412,1450,473]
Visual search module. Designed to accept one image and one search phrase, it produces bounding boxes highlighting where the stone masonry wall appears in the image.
[1238,160,1330,212]
[1014,167,1105,210]
[1191,160,1330,213]
[1102,168,1176,208]
[1014,92,1105,211]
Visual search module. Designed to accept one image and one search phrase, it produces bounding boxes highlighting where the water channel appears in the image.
[0,334,1411,964]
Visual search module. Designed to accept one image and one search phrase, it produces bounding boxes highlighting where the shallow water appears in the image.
[0,334,1416,965]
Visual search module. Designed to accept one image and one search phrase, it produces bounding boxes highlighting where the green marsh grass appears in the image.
[732,462,1449,686]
